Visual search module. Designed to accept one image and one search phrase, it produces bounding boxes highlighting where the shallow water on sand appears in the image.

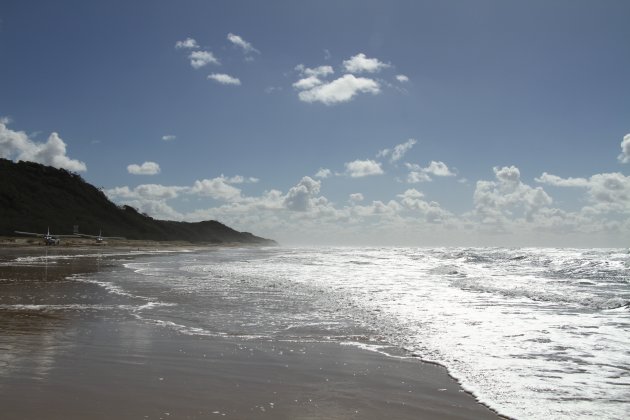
[1,247,629,419]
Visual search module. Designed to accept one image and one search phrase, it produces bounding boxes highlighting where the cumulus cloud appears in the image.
[105,183,187,221]
[618,133,630,163]
[106,173,260,221]
[295,64,334,78]
[292,76,323,90]
[396,74,409,83]
[342,53,390,73]
[208,73,241,85]
[189,50,220,69]
[292,58,395,105]
[405,160,455,183]
[162,135,176,142]
[284,176,321,211]
[407,170,432,183]
[175,38,199,49]
[535,172,590,187]
[351,200,402,219]
[474,166,552,226]
[190,176,243,202]
[377,139,417,163]
[315,168,332,179]
[345,159,384,178]
[297,74,380,105]
[423,161,456,177]
[397,188,424,201]
[396,188,451,223]
[227,33,260,56]
[0,120,86,172]
[127,161,161,175]
[536,171,630,214]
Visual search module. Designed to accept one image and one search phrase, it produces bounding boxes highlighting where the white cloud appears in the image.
[127,161,161,175]
[132,200,183,220]
[405,160,455,183]
[208,73,241,85]
[284,176,321,211]
[105,184,187,220]
[293,76,323,90]
[396,74,409,83]
[190,176,243,202]
[103,161,630,246]
[586,173,630,209]
[106,174,260,221]
[175,38,199,49]
[0,121,86,172]
[397,188,424,200]
[227,33,260,56]
[292,65,335,91]
[349,193,364,203]
[162,135,176,142]
[494,165,521,184]
[108,184,185,200]
[345,159,384,178]
[407,171,431,183]
[298,74,380,105]
[396,188,451,223]
[378,139,417,162]
[423,161,455,177]
[189,50,220,69]
[618,133,630,163]
[535,172,590,187]
[536,171,630,214]
[474,166,553,226]
[295,64,334,78]
[342,53,390,73]
[391,139,417,162]
[125,200,183,221]
[315,168,332,179]
[351,200,402,218]
[106,186,135,199]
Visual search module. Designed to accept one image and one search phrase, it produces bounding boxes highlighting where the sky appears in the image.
[1,0,630,247]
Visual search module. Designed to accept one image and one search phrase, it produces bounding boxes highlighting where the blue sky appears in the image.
[1,0,630,246]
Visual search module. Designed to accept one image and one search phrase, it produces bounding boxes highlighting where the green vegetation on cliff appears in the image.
[0,159,275,245]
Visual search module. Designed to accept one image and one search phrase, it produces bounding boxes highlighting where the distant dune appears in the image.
[0,158,276,245]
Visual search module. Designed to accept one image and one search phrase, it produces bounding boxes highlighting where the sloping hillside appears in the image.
[0,159,276,245]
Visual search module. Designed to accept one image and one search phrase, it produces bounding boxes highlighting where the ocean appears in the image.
[5,246,630,419]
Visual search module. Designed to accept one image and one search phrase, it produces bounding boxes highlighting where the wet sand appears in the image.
[0,247,501,420]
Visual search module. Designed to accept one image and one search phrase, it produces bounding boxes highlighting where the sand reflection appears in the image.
[0,249,103,383]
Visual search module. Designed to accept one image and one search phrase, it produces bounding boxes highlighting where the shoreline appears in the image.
[0,235,264,251]
[0,247,503,419]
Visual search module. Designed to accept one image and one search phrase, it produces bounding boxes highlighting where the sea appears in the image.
[4,246,630,419]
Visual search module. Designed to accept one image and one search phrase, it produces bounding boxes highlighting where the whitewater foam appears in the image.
[56,246,629,419]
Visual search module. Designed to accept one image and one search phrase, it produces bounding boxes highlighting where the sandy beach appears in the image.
[0,246,501,420]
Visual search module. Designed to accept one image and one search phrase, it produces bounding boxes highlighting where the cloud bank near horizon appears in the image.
[102,134,630,246]
[3,115,629,245]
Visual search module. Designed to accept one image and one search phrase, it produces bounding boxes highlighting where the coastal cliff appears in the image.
[0,158,276,245]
